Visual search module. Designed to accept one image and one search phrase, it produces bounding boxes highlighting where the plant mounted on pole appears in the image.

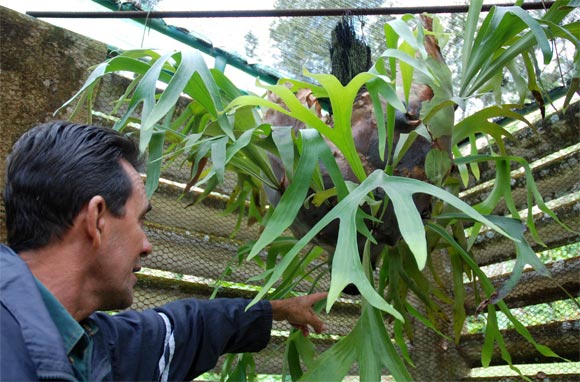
[61,1,579,380]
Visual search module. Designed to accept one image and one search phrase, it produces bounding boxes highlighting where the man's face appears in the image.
[94,160,152,311]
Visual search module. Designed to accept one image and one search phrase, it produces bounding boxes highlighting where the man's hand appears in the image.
[270,292,328,337]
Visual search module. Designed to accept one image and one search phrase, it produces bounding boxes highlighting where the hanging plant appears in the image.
[60,1,579,380]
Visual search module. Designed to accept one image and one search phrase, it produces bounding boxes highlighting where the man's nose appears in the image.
[142,237,153,257]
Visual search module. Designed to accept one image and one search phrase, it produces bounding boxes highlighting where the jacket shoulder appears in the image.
[0,303,38,381]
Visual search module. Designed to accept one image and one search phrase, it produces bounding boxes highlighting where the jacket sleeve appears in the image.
[92,298,272,382]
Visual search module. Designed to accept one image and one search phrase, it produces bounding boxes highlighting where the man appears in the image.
[0,121,327,381]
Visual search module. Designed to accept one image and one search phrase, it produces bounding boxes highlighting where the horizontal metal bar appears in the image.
[26,2,556,19]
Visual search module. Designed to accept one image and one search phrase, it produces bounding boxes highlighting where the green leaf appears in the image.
[383,16,427,102]
[452,145,470,187]
[292,329,316,367]
[232,82,331,134]
[460,2,571,97]
[357,306,412,382]
[392,131,419,168]
[385,18,425,56]
[427,221,565,368]
[304,70,373,181]
[455,154,577,238]
[393,320,415,367]
[249,169,514,317]
[297,332,356,382]
[184,53,227,112]
[379,49,437,86]
[246,129,323,261]
[327,204,402,317]
[286,339,303,381]
[449,249,467,343]
[370,71,406,110]
[452,105,530,146]
[425,148,452,186]
[139,50,200,151]
[482,306,499,367]
[422,99,458,126]
[415,63,454,140]
[405,303,451,342]
[484,215,551,303]
[271,126,295,181]
[299,304,413,382]
[277,78,327,99]
[145,131,165,198]
[57,54,153,115]
[504,6,553,64]
[311,188,337,207]
[366,76,406,165]
[284,329,317,381]
[236,143,280,190]
[496,300,563,360]
[210,136,227,185]
[399,41,417,104]
[366,82,387,165]
[210,68,245,100]
[112,51,174,150]
[524,51,547,116]
[506,59,529,104]
[461,0,484,85]
[225,353,255,382]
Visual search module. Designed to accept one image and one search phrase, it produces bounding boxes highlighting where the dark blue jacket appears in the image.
[0,245,272,381]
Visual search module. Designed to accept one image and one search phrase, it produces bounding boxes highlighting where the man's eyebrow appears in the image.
[141,203,152,218]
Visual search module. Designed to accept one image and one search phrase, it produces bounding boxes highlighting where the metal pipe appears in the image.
[26,2,556,19]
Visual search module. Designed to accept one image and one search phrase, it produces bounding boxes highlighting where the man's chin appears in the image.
[100,293,134,312]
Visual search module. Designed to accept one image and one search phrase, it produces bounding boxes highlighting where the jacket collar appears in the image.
[0,244,75,379]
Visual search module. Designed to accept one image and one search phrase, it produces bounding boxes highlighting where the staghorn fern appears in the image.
[60,1,579,380]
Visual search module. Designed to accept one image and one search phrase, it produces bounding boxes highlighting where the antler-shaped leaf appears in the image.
[248,168,515,316]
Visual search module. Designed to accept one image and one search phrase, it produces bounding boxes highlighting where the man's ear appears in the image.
[86,195,107,248]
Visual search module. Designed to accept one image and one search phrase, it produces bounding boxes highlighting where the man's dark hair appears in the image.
[4,121,144,252]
